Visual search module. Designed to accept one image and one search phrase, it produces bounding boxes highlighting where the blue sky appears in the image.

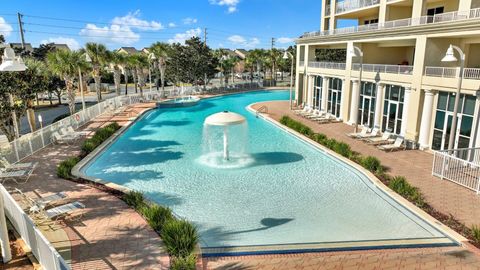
[0,0,331,50]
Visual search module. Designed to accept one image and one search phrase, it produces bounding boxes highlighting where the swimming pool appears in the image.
[81,90,456,255]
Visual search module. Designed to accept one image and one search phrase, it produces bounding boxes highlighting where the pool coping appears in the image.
[71,92,467,258]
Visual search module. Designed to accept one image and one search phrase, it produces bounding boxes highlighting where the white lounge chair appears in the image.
[0,157,37,171]
[346,126,370,138]
[15,188,68,214]
[378,137,404,152]
[38,201,85,223]
[0,167,34,184]
[366,132,394,145]
[305,109,322,119]
[51,132,79,145]
[357,128,380,140]
[66,126,90,137]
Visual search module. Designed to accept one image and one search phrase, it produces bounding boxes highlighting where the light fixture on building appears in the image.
[440,44,465,151]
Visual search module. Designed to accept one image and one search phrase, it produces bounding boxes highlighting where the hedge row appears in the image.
[279,115,480,246]
[124,191,198,269]
[81,122,120,154]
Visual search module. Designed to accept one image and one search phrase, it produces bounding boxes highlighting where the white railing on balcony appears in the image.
[336,0,380,14]
[432,148,480,194]
[424,67,480,80]
[325,5,331,16]
[301,7,480,38]
[308,61,346,70]
[353,63,414,75]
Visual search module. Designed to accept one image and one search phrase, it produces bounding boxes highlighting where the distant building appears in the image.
[9,43,34,53]
[234,49,249,60]
[49,43,70,51]
[117,47,140,55]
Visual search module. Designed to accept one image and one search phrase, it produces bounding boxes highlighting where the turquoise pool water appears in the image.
[82,90,454,252]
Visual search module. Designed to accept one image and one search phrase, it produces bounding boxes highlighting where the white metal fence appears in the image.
[308,61,346,70]
[424,67,480,80]
[0,185,70,270]
[301,7,480,38]
[432,148,480,194]
[1,82,261,164]
[353,63,414,74]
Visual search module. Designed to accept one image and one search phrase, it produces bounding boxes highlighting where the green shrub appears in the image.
[56,157,80,179]
[279,116,313,137]
[471,225,480,243]
[332,141,352,158]
[170,254,197,270]
[388,176,424,207]
[360,156,383,173]
[161,219,198,258]
[312,133,327,144]
[141,205,173,232]
[123,191,146,210]
[81,123,121,154]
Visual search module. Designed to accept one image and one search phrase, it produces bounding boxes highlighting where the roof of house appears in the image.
[9,43,34,52]
[234,49,249,59]
[50,44,70,51]
[117,47,140,55]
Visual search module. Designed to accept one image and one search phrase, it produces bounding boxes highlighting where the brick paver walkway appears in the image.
[200,100,480,270]
[4,103,169,270]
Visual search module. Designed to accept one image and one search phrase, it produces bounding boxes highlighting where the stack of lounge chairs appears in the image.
[51,126,88,145]
[346,126,406,152]
[16,188,85,224]
[0,158,37,184]
[293,106,338,125]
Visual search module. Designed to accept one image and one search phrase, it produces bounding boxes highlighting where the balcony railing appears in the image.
[336,0,380,14]
[308,61,346,70]
[325,5,331,16]
[353,63,414,75]
[301,8,480,38]
[424,66,480,80]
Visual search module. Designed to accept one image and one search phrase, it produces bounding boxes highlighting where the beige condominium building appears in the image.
[295,0,480,150]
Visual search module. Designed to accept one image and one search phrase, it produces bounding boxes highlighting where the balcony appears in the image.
[336,0,380,14]
[301,8,480,38]
[299,61,305,67]
[424,67,480,80]
[308,61,346,70]
[325,5,331,16]
[353,63,414,75]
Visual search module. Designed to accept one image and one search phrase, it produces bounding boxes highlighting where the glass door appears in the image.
[384,102,399,134]
[360,97,373,127]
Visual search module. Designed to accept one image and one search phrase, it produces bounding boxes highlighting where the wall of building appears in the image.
[386,6,413,21]
[425,0,459,13]
[467,44,480,67]
[423,38,463,67]
[362,43,414,65]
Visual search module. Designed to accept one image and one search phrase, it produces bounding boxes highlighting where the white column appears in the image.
[400,86,412,137]
[340,79,347,120]
[374,83,385,130]
[308,75,315,107]
[349,79,360,125]
[321,76,329,112]
[418,89,436,149]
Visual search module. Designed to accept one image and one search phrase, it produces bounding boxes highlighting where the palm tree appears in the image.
[150,42,171,98]
[47,49,83,115]
[110,51,126,96]
[23,59,47,132]
[133,54,148,96]
[247,49,266,83]
[85,42,110,101]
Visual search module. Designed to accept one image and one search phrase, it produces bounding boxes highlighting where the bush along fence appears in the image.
[56,122,198,270]
[279,115,480,247]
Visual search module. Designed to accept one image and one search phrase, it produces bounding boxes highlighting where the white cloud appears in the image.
[80,23,140,44]
[79,10,162,45]
[111,10,163,30]
[0,17,13,37]
[40,37,81,50]
[182,17,198,25]
[277,37,294,44]
[227,35,260,48]
[210,0,240,13]
[168,22,176,28]
[168,28,202,44]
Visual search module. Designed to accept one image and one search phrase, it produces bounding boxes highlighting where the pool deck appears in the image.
[4,103,169,270]
[199,100,480,270]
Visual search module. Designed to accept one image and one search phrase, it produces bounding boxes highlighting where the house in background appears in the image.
[10,43,34,53]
